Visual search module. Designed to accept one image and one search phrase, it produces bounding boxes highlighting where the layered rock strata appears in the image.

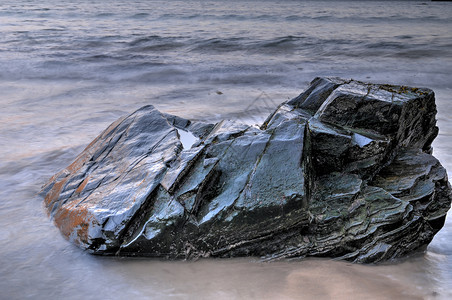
[40,77,451,263]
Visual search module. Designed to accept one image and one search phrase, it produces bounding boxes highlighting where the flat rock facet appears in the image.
[40,77,452,262]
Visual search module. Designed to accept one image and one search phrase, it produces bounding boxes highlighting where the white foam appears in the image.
[176,128,198,150]
[352,133,373,147]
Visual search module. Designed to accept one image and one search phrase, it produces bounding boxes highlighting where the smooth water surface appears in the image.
[1,0,451,299]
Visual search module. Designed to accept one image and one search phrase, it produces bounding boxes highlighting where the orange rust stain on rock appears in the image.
[66,152,91,173]
[75,176,90,194]
[44,177,69,211]
[47,171,64,184]
[54,202,94,246]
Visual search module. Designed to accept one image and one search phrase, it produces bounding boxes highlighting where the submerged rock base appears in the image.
[40,77,451,263]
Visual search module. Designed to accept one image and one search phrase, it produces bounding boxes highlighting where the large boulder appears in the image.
[40,77,451,263]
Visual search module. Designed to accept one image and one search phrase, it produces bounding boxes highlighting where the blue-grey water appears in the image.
[1,0,452,299]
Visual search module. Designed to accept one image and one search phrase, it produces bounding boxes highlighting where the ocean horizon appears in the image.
[1,0,451,299]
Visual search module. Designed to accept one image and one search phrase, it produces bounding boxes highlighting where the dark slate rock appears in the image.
[287,77,345,113]
[40,77,452,263]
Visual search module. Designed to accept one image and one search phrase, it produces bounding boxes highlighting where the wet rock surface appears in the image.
[40,77,451,263]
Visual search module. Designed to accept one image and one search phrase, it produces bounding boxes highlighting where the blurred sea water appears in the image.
[1,0,452,299]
